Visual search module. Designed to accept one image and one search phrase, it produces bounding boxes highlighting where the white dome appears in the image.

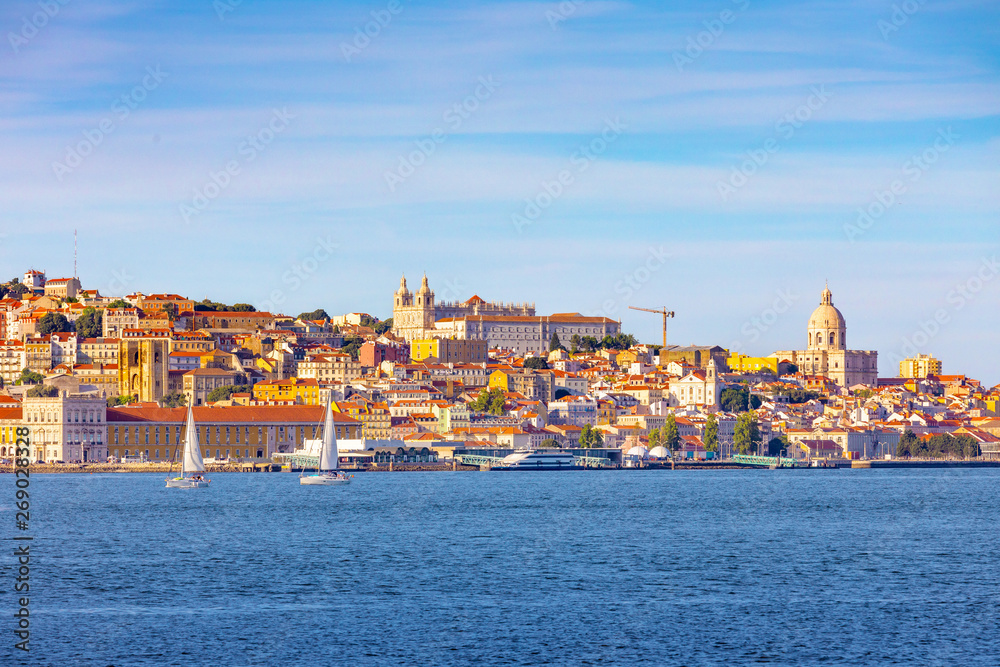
[648,446,670,459]
[626,445,649,459]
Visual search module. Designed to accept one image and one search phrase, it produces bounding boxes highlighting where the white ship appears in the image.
[496,449,581,470]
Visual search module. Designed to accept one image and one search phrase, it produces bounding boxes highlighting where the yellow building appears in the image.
[728,353,779,374]
[899,354,942,378]
[252,377,322,405]
[488,369,554,402]
[118,331,170,402]
[105,404,360,461]
[411,338,488,364]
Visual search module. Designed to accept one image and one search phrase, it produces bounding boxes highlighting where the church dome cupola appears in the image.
[807,283,846,351]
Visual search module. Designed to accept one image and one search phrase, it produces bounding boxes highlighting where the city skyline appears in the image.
[2,0,997,381]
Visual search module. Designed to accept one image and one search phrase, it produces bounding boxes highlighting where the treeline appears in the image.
[896,430,980,459]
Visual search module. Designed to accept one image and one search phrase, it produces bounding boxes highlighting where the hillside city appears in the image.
[1,269,998,466]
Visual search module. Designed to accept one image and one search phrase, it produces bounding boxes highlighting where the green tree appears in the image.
[161,392,188,408]
[16,368,44,385]
[340,335,365,360]
[107,394,137,407]
[75,307,103,338]
[720,386,762,412]
[540,438,562,449]
[206,384,252,403]
[36,312,73,335]
[784,363,799,375]
[231,303,256,312]
[733,411,762,455]
[26,385,58,398]
[107,298,130,309]
[549,332,564,352]
[569,334,580,353]
[523,357,549,370]
[648,427,661,450]
[703,413,719,452]
[374,318,393,335]
[579,336,598,353]
[298,308,330,321]
[897,429,919,458]
[767,434,789,457]
[662,414,681,451]
[471,387,506,416]
[579,424,603,448]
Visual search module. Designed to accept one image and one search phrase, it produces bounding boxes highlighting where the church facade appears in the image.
[392,274,535,342]
[392,275,620,353]
[770,286,878,388]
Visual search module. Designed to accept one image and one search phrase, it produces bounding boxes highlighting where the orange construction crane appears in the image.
[628,306,675,349]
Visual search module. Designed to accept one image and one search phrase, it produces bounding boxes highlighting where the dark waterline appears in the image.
[8,469,1000,665]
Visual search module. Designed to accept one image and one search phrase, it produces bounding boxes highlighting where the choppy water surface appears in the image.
[10,469,1000,665]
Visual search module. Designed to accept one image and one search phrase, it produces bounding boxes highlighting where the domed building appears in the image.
[770,285,878,388]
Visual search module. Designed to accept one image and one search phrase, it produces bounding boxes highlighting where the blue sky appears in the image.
[2,0,998,382]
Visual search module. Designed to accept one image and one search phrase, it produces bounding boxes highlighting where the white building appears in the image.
[19,391,107,462]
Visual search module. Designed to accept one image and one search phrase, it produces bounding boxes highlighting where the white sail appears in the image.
[318,398,338,471]
[182,403,206,473]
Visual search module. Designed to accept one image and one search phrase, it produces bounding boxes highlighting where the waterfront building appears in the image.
[104,404,361,461]
[0,391,107,463]
[770,286,878,388]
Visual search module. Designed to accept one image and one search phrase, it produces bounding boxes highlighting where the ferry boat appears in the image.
[495,449,581,470]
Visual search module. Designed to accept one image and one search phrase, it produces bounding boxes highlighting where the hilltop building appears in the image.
[392,275,620,354]
[900,354,942,379]
[770,286,878,388]
[392,274,534,341]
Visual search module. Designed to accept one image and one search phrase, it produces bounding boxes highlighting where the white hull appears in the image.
[166,477,210,488]
[300,473,351,486]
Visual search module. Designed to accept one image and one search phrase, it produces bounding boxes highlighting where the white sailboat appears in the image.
[300,397,351,485]
[166,402,211,488]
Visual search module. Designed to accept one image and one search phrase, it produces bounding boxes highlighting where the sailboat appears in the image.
[300,397,351,485]
[166,402,211,488]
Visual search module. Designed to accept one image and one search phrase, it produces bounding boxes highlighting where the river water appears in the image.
[9,468,1000,665]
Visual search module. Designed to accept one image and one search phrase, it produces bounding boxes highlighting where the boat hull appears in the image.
[300,474,351,485]
[165,477,210,488]
[493,466,585,471]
